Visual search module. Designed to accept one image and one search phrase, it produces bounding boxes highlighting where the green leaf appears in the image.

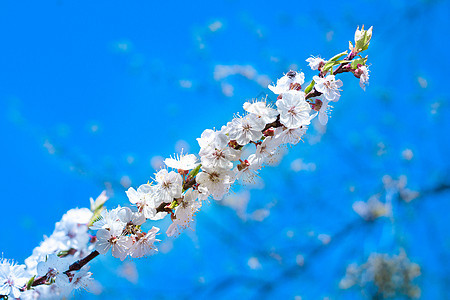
[188,164,202,179]
[322,60,341,73]
[329,51,348,62]
[304,80,315,94]
[350,57,367,69]
[26,276,36,290]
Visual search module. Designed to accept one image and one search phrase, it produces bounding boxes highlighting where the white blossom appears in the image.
[313,75,343,102]
[95,228,132,261]
[359,65,369,91]
[269,70,305,94]
[243,100,279,124]
[56,268,93,295]
[0,261,28,298]
[234,154,262,184]
[275,126,307,145]
[36,254,70,284]
[199,130,240,170]
[154,169,183,203]
[276,91,311,129]
[166,190,202,237]
[196,167,235,200]
[306,56,325,70]
[129,227,160,258]
[164,152,199,171]
[126,184,167,220]
[90,207,125,231]
[227,114,265,146]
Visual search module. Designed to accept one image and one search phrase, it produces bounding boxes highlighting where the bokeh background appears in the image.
[1,0,449,299]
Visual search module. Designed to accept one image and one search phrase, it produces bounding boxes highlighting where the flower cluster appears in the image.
[0,192,107,299]
[0,25,373,299]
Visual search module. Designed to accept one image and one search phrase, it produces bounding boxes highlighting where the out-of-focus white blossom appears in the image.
[0,261,29,299]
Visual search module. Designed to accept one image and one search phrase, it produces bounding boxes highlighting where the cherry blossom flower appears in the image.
[126,184,167,220]
[164,152,199,171]
[268,70,305,94]
[129,227,160,258]
[313,75,343,101]
[36,254,70,282]
[275,126,307,145]
[234,154,262,184]
[154,169,183,203]
[243,100,279,124]
[276,91,311,129]
[0,261,29,299]
[90,207,125,231]
[199,131,240,170]
[254,136,282,164]
[227,114,265,146]
[306,56,325,70]
[166,190,202,237]
[359,65,369,91]
[56,268,94,296]
[196,167,236,200]
[95,228,132,261]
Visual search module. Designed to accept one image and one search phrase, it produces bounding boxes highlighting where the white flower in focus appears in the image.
[166,190,202,237]
[154,169,183,202]
[313,97,333,126]
[306,56,325,70]
[200,131,240,170]
[129,227,160,258]
[95,228,132,261]
[276,91,311,129]
[0,262,28,299]
[275,126,307,145]
[359,65,369,91]
[90,207,125,231]
[227,114,265,146]
[196,167,235,200]
[268,70,305,94]
[234,154,262,184]
[197,129,219,153]
[118,207,146,234]
[313,75,343,102]
[126,184,167,220]
[164,152,199,171]
[243,100,279,124]
[254,136,282,165]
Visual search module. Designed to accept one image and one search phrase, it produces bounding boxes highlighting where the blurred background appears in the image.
[1,0,449,299]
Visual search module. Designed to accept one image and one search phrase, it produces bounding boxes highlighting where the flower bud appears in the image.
[353,25,373,52]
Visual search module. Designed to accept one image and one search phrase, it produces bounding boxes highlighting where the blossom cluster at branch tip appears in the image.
[1,25,372,299]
